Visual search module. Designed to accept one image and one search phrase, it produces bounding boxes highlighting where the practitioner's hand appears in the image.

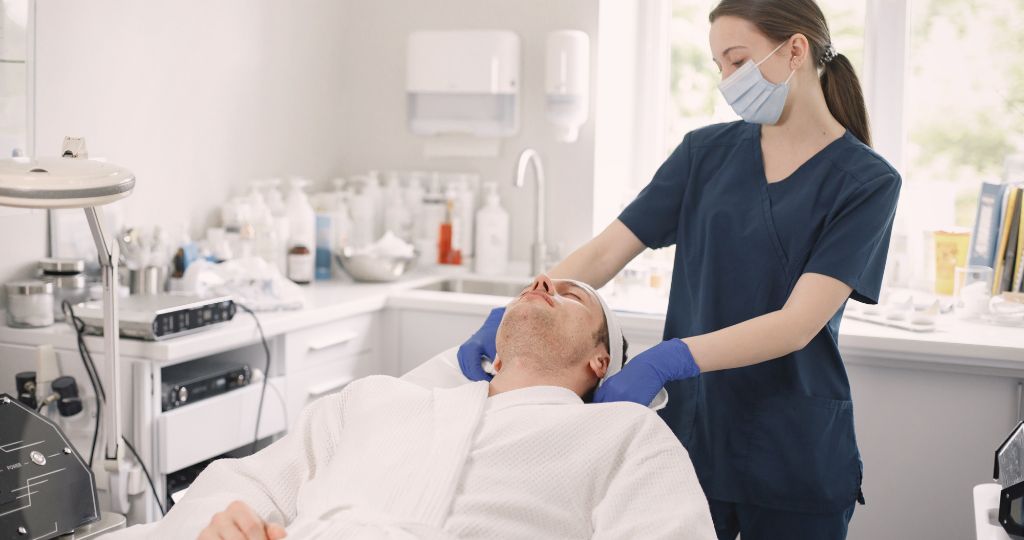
[457,307,505,381]
[197,500,287,540]
[594,339,700,406]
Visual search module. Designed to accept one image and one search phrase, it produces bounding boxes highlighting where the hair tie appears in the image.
[821,44,838,64]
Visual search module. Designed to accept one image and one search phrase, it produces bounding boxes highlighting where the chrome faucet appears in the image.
[514,148,546,276]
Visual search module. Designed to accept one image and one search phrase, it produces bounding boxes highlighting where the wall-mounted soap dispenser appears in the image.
[406,30,521,138]
[545,30,590,143]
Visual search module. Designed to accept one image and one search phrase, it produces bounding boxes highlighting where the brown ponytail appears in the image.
[710,0,872,147]
[820,53,870,146]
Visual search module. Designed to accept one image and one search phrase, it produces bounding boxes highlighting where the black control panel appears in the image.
[0,394,99,540]
[162,360,251,411]
[152,299,236,340]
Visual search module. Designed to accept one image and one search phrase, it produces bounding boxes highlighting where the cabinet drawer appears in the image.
[285,313,377,371]
[285,352,366,426]
[398,310,483,375]
[157,376,287,473]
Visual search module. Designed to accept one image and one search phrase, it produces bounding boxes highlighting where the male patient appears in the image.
[108,274,714,539]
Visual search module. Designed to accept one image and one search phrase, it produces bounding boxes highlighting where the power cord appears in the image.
[121,436,166,516]
[61,300,166,516]
[61,301,103,468]
[236,303,271,456]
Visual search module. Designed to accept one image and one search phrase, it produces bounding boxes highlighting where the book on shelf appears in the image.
[993,186,1021,294]
[968,182,1008,269]
[1014,205,1024,292]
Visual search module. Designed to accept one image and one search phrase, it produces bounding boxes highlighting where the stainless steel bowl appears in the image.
[334,247,418,282]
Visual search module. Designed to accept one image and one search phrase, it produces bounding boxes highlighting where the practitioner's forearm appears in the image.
[682,309,805,372]
[683,273,853,372]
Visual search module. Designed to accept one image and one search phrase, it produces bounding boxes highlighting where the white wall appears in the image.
[33,0,355,238]
[0,0,42,295]
[332,0,600,264]
[0,210,46,292]
[25,0,603,274]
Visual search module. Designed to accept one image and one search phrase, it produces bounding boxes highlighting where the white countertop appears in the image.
[0,272,441,363]
[2,270,1022,373]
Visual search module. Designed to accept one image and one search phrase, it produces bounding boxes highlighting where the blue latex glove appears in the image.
[594,339,700,405]
[457,307,506,381]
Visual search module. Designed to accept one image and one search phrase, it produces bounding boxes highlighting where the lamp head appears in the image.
[0,138,135,209]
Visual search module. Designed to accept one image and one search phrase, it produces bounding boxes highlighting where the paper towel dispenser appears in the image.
[406,30,520,137]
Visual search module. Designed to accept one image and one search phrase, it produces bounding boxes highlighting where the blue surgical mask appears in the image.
[718,41,795,125]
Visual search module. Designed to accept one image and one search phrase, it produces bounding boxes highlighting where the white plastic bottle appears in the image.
[348,176,377,249]
[456,174,477,258]
[246,181,277,264]
[417,173,447,264]
[285,178,317,284]
[384,190,413,242]
[364,170,384,242]
[264,178,287,216]
[333,195,353,255]
[384,171,403,202]
[264,179,290,274]
[474,182,509,276]
[403,173,425,238]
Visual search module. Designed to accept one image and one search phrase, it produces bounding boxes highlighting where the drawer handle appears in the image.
[306,377,354,399]
[307,331,360,352]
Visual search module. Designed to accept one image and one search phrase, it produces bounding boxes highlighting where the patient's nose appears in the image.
[529,274,556,296]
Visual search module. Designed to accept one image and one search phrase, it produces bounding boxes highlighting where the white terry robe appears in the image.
[105,375,714,539]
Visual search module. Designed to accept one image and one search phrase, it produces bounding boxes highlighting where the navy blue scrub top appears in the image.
[618,121,900,514]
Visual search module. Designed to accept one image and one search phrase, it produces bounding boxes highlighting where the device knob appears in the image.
[52,376,82,416]
[178,386,189,403]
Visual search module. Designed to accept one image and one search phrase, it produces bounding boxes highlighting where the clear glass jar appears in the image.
[6,281,55,328]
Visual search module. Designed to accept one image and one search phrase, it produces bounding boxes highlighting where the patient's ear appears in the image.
[493,356,503,373]
[588,354,609,380]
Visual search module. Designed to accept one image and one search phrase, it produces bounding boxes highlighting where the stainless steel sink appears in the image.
[414,277,531,297]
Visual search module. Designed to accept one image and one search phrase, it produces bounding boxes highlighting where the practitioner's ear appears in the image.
[588,354,609,380]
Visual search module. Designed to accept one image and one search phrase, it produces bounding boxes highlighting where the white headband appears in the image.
[564,280,667,410]
[564,280,623,386]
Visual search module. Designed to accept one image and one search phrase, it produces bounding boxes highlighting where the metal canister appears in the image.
[39,258,89,321]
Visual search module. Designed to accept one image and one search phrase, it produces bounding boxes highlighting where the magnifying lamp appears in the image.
[0,137,134,512]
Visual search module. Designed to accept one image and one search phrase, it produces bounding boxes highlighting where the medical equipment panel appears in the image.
[0,394,99,540]
[161,359,251,412]
[75,294,235,341]
[157,376,286,474]
[995,421,1024,538]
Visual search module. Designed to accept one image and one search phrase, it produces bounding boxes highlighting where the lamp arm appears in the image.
[83,206,129,512]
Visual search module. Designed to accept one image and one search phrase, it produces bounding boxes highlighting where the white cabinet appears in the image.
[283,312,382,426]
[844,359,1022,540]
[396,309,484,375]
[157,376,287,473]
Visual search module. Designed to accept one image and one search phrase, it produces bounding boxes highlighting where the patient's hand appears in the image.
[197,500,287,540]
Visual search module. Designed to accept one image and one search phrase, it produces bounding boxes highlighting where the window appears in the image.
[666,0,865,153]
[0,0,28,158]
[904,0,1024,228]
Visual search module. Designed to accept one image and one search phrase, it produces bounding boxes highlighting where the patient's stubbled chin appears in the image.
[496,299,591,374]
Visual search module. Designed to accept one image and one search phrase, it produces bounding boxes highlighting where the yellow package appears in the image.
[934,230,971,295]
